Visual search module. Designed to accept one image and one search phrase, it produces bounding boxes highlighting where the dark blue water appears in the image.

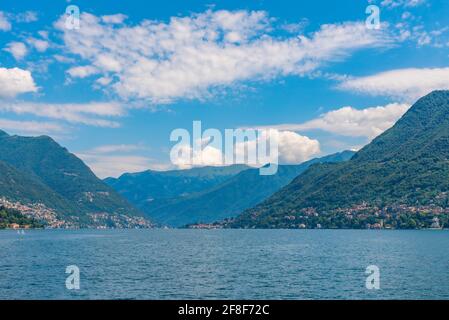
[0,229,448,299]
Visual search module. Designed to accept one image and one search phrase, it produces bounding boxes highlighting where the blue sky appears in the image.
[0,0,448,177]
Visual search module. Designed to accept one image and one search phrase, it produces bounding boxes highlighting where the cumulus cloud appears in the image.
[337,67,449,101]
[4,42,28,60]
[55,10,391,103]
[0,11,11,31]
[171,129,320,169]
[0,67,38,98]
[174,143,225,169]
[276,130,321,163]
[0,101,124,127]
[265,103,410,140]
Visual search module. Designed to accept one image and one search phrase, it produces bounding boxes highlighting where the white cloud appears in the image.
[54,54,75,64]
[0,11,11,31]
[0,67,38,98]
[171,129,320,169]
[4,42,28,60]
[0,10,38,32]
[392,10,448,48]
[55,10,391,103]
[67,65,99,78]
[27,37,50,52]
[180,144,225,169]
[265,103,410,139]
[95,76,113,86]
[76,143,155,178]
[89,144,144,153]
[101,14,128,24]
[171,138,228,169]
[337,67,449,101]
[14,11,38,23]
[77,153,153,178]
[0,101,124,127]
[276,130,321,163]
[281,18,309,34]
[381,0,426,8]
[38,30,49,39]
[0,118,64,135]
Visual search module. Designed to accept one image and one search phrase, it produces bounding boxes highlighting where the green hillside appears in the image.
[0,130,148,228]
[0,159,75,211]
[143,151,354,227]
[230,91,449,229]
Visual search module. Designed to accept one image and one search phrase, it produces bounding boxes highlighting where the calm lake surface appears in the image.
[0,229,448,300]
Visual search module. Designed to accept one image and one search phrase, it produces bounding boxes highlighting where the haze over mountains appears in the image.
[230,91,449,229]
[104,165,249,208]
[105,151,355,226]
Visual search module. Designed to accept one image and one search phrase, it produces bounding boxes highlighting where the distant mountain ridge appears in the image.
[0,130,149,228]
[107,151,355,226]
[230,91,449,229]
[105,164,249,206]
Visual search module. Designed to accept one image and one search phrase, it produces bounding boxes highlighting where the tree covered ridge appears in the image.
[0,131,149,228]
[230,90,449,229]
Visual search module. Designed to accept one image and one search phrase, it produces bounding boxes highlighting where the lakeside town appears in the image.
[0,197,152,229]
[187,202,449,230]
[1,196,448,231]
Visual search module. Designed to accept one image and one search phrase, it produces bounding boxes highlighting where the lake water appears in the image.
[0,229,448,300]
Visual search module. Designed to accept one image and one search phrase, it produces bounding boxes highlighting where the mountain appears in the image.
[104,164,249,207]
[0,130,150,228]
[107,152,354,227]
[230,91,449,229]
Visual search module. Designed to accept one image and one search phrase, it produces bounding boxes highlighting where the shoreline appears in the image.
[1,227,447,231]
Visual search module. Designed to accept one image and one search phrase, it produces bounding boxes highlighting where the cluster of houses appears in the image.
[329,202,446,229]
[0,197,153,229]
[89,212,153,229]
[274,202,447,229]
[0,197,67,228]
